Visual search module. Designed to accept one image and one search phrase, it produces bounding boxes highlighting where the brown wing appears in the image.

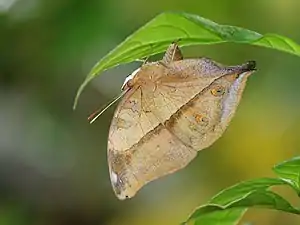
[153,75,234,151]
[107,58,222,200]
[149,62,253,151]
[107,49,255,200]
[142,58,228,126]
[108,87,159,152]
[107,85,196,200]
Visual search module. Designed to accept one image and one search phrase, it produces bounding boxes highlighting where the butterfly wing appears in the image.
[107,85,197,200]
[150,59,254,151]
[107,49,255,200]
[107,58,223,199]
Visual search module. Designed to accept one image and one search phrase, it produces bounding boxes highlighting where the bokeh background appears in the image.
[1,0,300,224]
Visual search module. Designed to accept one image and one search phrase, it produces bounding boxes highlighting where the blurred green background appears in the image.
[1,0,300,224]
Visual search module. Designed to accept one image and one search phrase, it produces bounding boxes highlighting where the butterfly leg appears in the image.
[135,55,151,66]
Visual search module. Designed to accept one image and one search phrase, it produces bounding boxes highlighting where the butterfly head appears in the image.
[121,67,141,91]
[244,60,256,71]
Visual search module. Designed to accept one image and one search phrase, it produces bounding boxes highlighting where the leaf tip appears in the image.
[72,89,80,110]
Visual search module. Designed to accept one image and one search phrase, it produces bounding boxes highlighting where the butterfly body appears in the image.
[107,43,256,200]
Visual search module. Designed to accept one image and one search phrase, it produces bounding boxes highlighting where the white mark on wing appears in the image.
[111,171,118,185]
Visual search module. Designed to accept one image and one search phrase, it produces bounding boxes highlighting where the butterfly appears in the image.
[90,42,256,200]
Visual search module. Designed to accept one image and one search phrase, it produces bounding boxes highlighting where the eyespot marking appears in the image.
[211,85,225,96]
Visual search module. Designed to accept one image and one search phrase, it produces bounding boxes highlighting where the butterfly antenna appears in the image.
[88,91,127,124]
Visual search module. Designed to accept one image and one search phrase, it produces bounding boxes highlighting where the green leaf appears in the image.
[73,11,300,109]
[273,156,300,194]
[186,190,299,225]
[193,208,246,225]
[184,178,300,225]
[209,178,286,205]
